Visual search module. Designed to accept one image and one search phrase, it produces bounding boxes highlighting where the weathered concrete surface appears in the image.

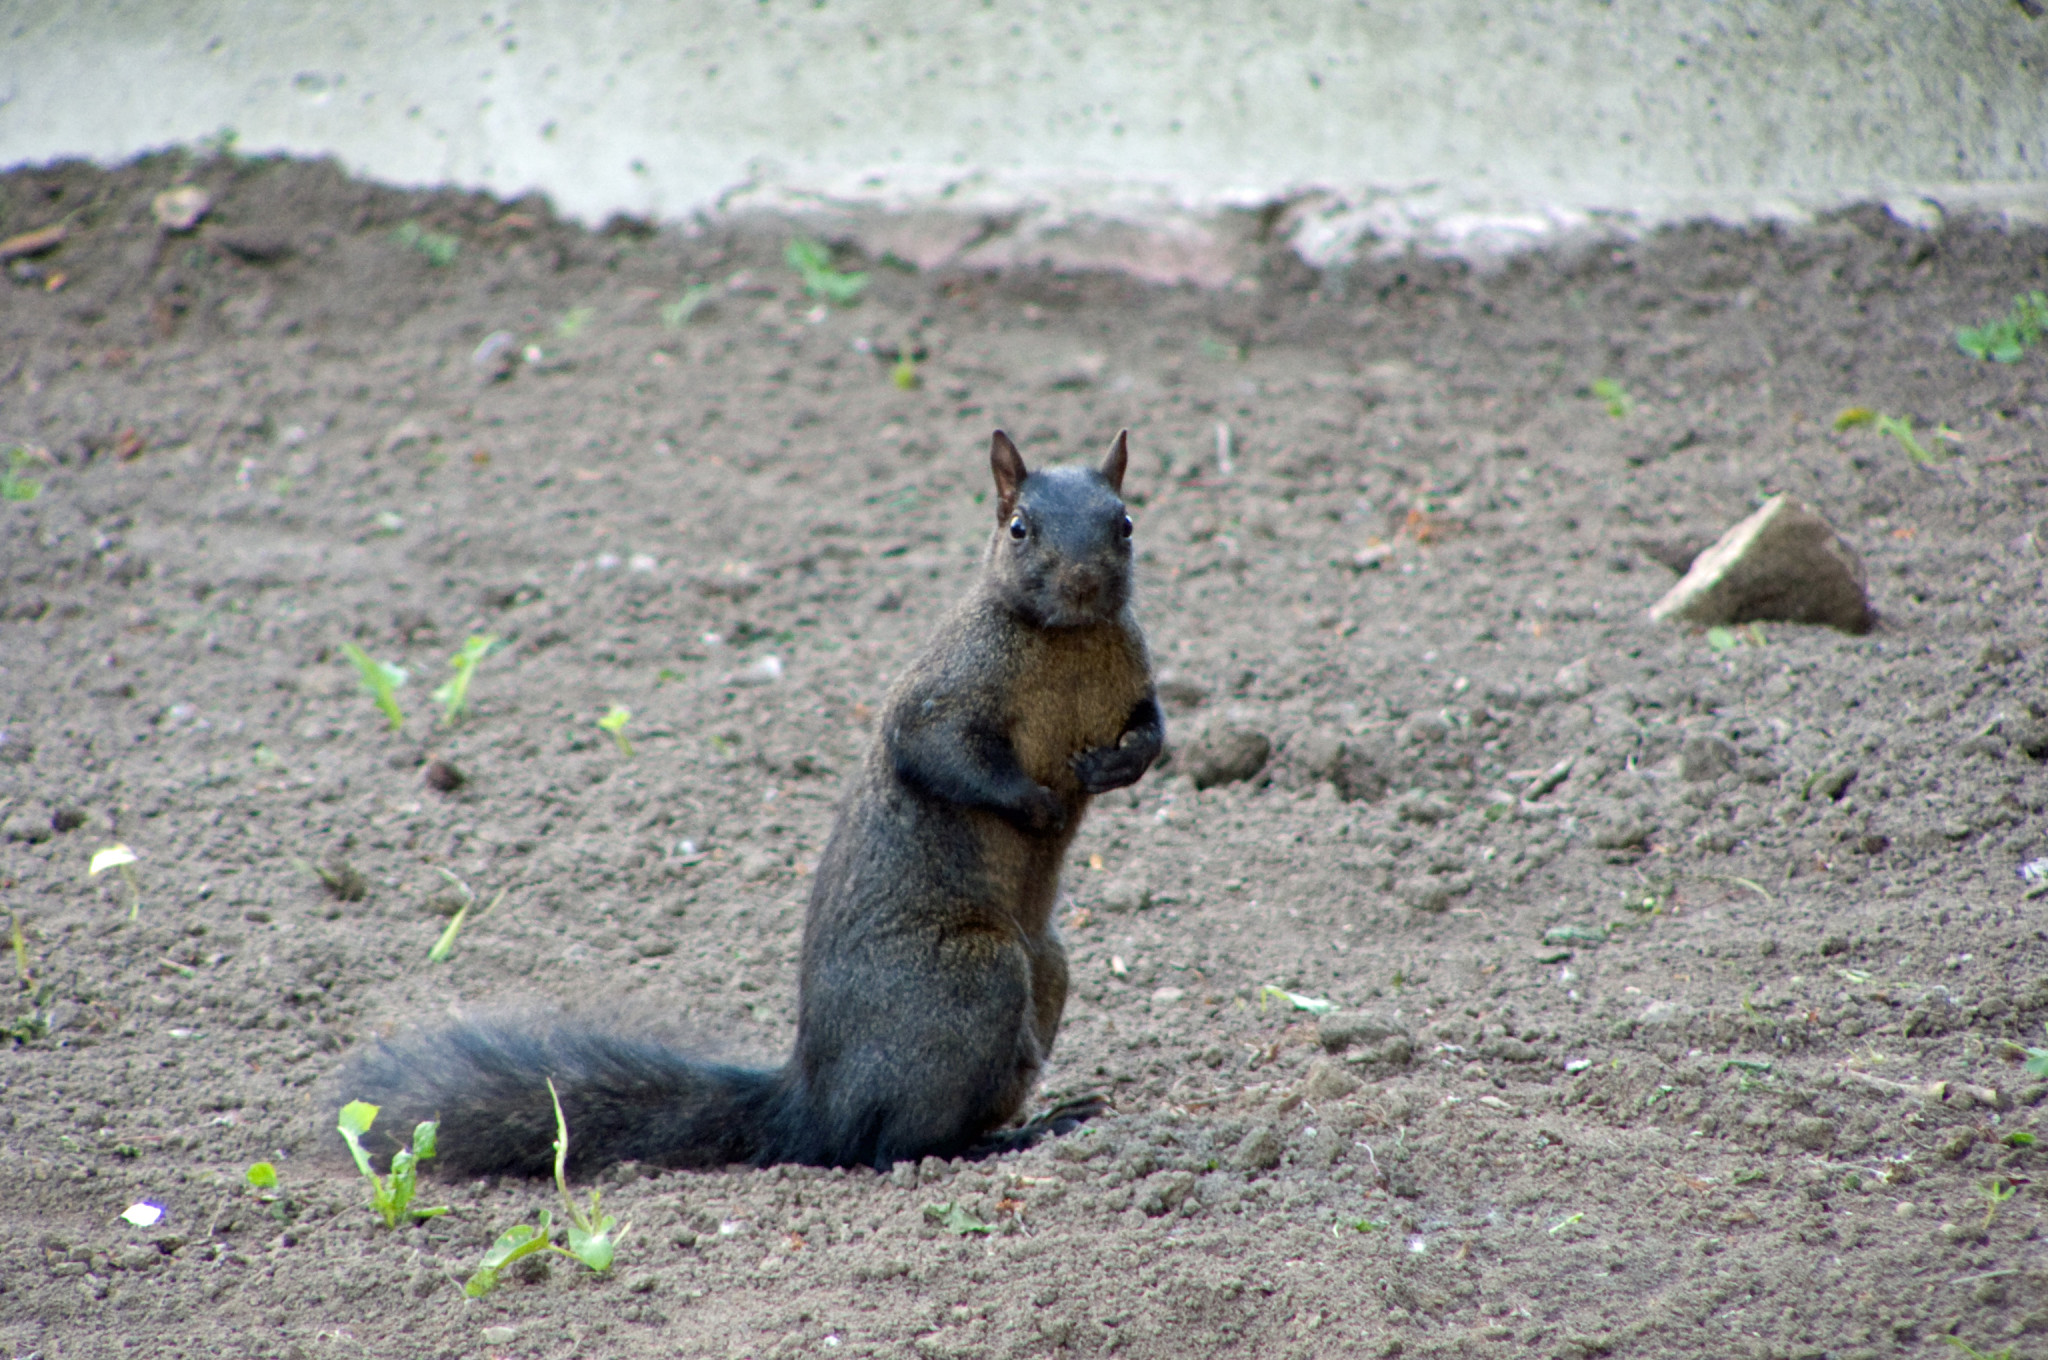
[2,3,2046,264]
[1650,495,1874,634]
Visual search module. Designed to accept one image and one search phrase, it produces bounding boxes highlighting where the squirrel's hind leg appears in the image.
[964,1094,1110,1158]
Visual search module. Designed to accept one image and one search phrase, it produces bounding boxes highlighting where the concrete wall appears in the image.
[3,2,2045,275]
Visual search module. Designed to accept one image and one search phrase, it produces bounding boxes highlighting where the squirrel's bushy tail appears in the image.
[345,1021,788,1177]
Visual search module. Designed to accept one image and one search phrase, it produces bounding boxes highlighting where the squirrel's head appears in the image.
[984,429,1135,628]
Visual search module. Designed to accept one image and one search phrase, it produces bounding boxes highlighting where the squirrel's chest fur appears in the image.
[1005,617,1150,797]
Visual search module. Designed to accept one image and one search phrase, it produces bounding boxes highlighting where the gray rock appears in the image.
[1680,733,1739,782]
[1300,1058,1364,1102]
[1397,876,1453,912]
[1097,876,1152,913]
[1138,1171,1197,1216]
[1317,1012,1408,1052]
[1395,791,1457,824]
[1233,1124,1283,1171]
[1283,728,1391,802]
[1788,1117,1837,1151]
[1180,724,1271,789]
[1648,494,1872,632]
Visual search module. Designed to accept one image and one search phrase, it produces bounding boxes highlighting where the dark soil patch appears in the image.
[3,152,2048,1359]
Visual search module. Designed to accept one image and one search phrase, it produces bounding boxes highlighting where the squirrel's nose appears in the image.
[1057,566,1106,606]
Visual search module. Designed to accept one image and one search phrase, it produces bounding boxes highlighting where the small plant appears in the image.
[431,634,498,726]
[427,869,508,964]
[1258,985,1335,1015]
[598,704,634,756]
[2021,1024,2048,1079]
[556,306,594,339]
[1981,1175,2016,1230]
[335,1101,448,1228]
[1956,291,2048,363]
[340,643,408,731]
[9,912,29,981]
[1589,379,1633,418]
[1943,1338,2019,1360]
[786,238,867,305]
[891,345,921,391]
[5,979,55,1042]
[1874,413,1942,466]
[1,446,45,502]
[1833,408,1946,465]
[660,284,714,328]
[923,1202,993,1235]
[393,220,460,268]
[245,1162,278,1189]
[463,1080,621,1297]
[88,843,143,918]
[1706,623,1766,653]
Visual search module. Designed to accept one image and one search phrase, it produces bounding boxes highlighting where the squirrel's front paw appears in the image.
[1072,740,1153,795]
[1014,784,1067,835]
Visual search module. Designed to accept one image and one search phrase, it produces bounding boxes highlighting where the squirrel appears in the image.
[345,430,1164,1175]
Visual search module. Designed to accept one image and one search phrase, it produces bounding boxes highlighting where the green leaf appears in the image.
[1258,985,1335,1015]
[412,1120,439,1159]
[786,237,868,305]
[466,1212,557,1296]
[340,643,407,730]
[565,1217,618,1271]
[336,1101,380,1178]
[923,1202,993,1235]
[1705,626,1738,653]
[2025,1048,2048,1080]
[245,1161,278,1189]
[660,284,714,329]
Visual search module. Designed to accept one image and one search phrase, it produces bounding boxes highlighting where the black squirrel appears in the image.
[346,430,1163,1175]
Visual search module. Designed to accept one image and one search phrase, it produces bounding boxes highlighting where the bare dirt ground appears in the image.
[2,153,2047,1360]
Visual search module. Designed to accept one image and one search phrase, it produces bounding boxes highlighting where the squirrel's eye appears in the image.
[1008,516,1027,541]
[1120,515,1133,539]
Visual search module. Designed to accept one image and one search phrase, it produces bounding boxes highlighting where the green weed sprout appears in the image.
[891,345,922,391]
[1956,291,2048,363]
[245,1162,278,1189]
[1874,414,1942,466]
[88,843,142,918]
[1982,1176,2017,1230]
[1942,1338,2019,1360]
[598,704,634,756]
[1706,623,1766,653]
[2023,1024,2048,1079]
[341,643,407,730]
[660,284,714,328]
[427,869,508,964]
[786,238,867,305]
[1,446,45,502]
[463,1079,621,1297]
[431,634,498,726]
[393,220,459,267]
[1258,985,1335,1015]
[557,306,594,339]
[549,1079,621,1270]
[923,1202,993,1235]
[1590,379,1633,418]
[464,1209,557,1297]
[1836,408,1945,465]
[9,913,29,981]
[336,1101,448,1228]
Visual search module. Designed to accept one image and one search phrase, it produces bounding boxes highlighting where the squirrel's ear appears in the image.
[990,430,1027,520]
[1100,430,1129,493]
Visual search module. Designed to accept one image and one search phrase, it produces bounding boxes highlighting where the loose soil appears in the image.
[3,153,2048,1360]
